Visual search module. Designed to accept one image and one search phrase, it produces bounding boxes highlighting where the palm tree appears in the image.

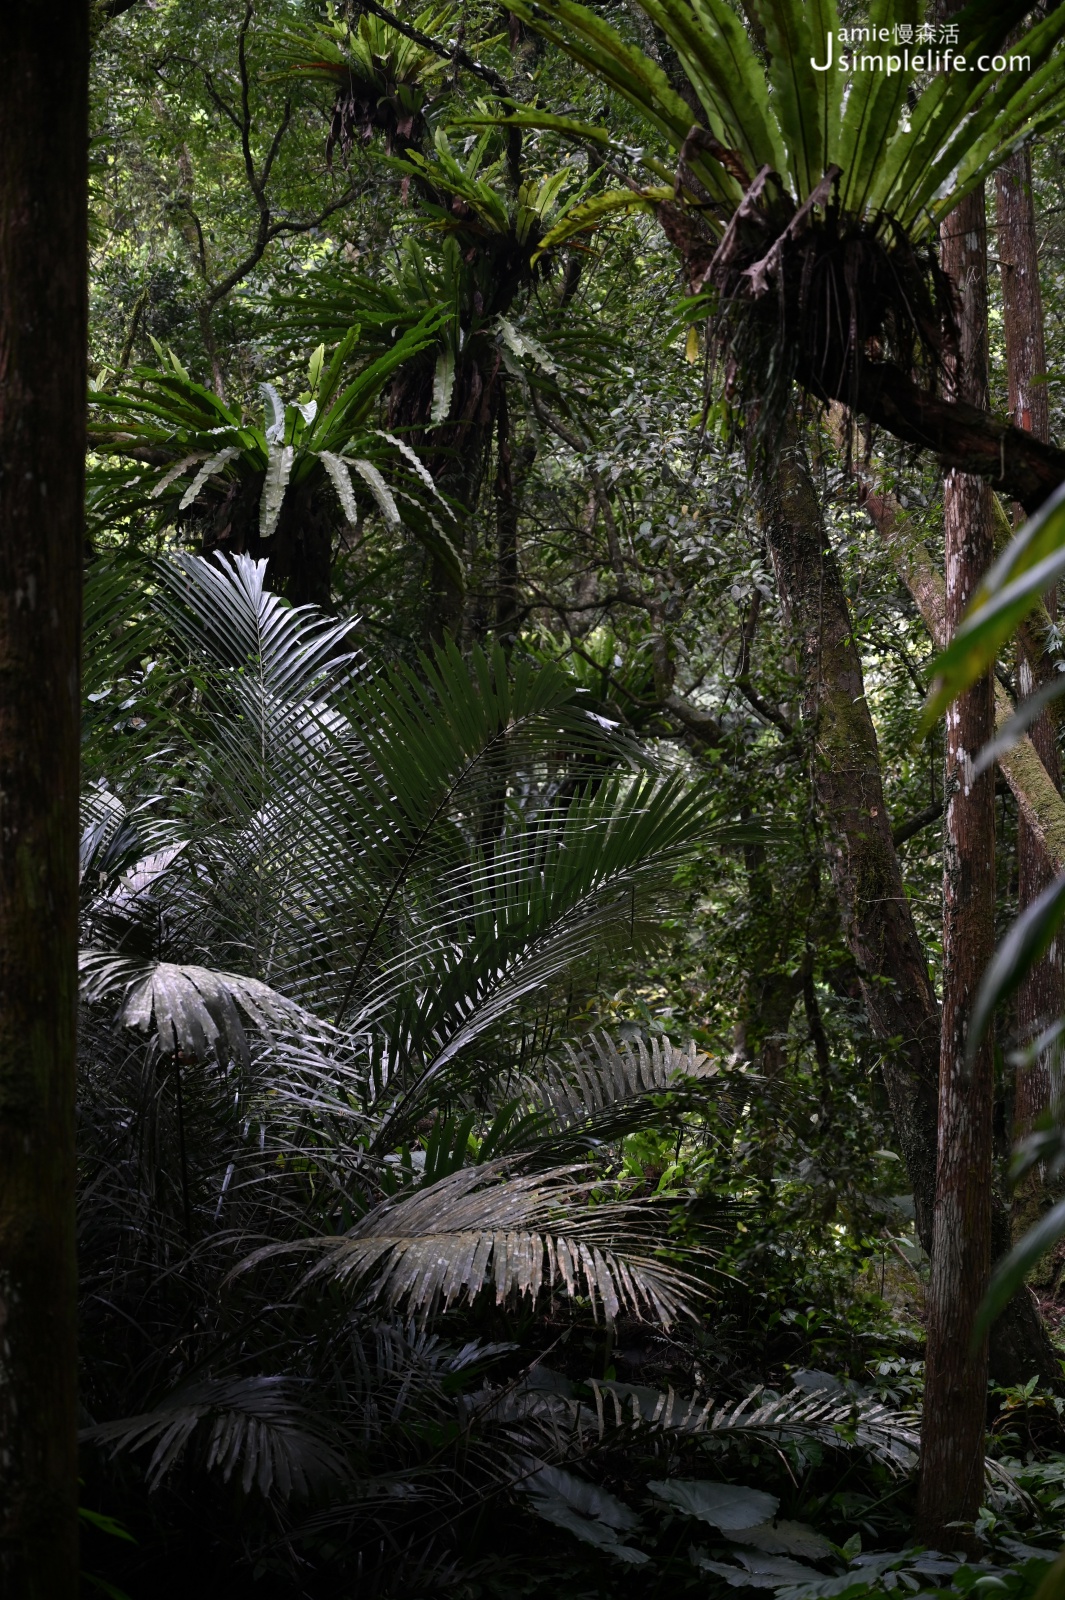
[75,550,921,1590]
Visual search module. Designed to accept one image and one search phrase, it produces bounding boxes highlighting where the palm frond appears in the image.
[242,1161,697,1325]
[79,950,319,1068]
[527,1032,720,1154]
[591,1379,920,1474]
[82,1377,349,1499]
[495,1368,920,1477]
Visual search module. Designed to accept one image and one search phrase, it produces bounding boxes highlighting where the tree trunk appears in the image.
[389,349,500,644]
[763,415,1063,1394]
[756,416,940,1251]
[268,478,334,611]
[0,5,88,1594]
[916,186,996,1554]
[996,149,1063,1188]
[493,381,535,645]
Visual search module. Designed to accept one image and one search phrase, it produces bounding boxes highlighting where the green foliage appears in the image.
[79,1,1065,1593]
[512,0,1065,234]
[271,2,458,156]
[88,315,461,578]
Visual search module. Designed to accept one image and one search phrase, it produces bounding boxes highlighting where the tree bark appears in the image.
[916,186,996,1554]
[842,459,1065,1393]
[767,417,1064,1395]
[756,416,940,1251]
[494,381,535,645]
[996,149,1063,1167]
[0,4,88,1594]
[846,460,1065,880]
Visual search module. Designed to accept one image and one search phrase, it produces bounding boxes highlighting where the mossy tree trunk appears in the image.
[756,414,940,1249]
[0,3,89,1592]
[760,412,1061,1398]
[916,184,997,1555]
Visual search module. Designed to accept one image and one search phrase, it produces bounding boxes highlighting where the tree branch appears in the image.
[813,356,1065,515]
[731,587,794,736]
[892,800,943,849]
[201,72,242,137]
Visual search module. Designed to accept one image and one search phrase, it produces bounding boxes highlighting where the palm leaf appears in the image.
[79,950,316,1068]
[242,1161,697,1324]
[82,1377,349,1499]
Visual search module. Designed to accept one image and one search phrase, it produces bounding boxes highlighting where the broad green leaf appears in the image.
[922,481,1065,731]
[178,446,240,511]
[1031,1550,1065,1600]
[966,872,1065,1065]
[880,0,1048,229]
[318,451,359,526]
[496,316,558,374]
[524,1466,650,1563]
[732,1520,833,1559]
[747,0,822,197]
[648,1479,778,1529]
[645,0,783,177]
[836,0,920,217]
[351,458,400,526]
[508,0,701,159]
[259,442,295,537]
[973,675,1065,779]
[150,453,208,499]
[259,382,286,442]
[532,188,665,260]
[803,0,842,166]
[977,1194,1065,1339]
[431,345,455,424]
[372,430,441,496]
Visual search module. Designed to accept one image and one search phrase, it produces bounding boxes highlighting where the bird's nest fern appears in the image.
[665,163,957,450]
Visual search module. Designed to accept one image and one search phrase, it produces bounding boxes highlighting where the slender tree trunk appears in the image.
[756,415,941,1249]
[996,150,1063,1179]
[494,382,535,645]
[0,4,89,1594]
[916,186,997,1553]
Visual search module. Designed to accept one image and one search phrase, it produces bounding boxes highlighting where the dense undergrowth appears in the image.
[75,554,1065,1600]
